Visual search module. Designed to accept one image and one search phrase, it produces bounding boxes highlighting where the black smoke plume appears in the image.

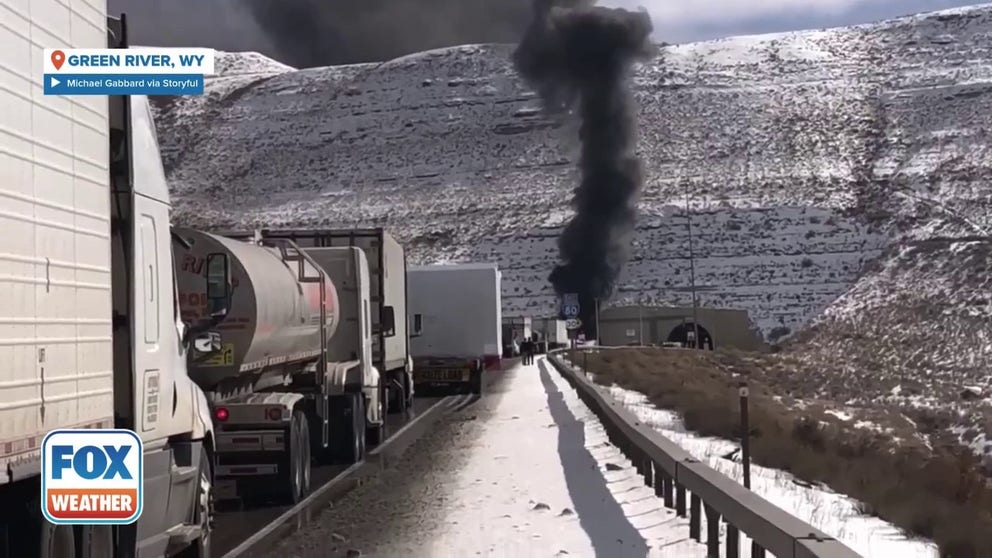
[513,0,653,339]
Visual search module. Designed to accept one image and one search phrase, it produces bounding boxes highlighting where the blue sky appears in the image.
[605,0,986,43]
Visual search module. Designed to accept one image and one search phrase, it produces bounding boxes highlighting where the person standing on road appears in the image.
[523,336,536,365]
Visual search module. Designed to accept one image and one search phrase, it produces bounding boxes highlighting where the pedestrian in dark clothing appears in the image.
[522,338,535,365]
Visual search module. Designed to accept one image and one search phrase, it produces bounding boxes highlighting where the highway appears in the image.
[232,358,707,557]
[212,396,444,557]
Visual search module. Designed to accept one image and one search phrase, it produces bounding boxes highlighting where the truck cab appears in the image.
[0,12,218,557]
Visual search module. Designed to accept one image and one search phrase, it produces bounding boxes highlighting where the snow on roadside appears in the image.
[600,382,938,558]
[538,360,706,556]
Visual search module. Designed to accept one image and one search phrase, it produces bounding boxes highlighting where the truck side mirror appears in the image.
[193,331,222,354]
[206,252,232,319]
[382,306,396,338]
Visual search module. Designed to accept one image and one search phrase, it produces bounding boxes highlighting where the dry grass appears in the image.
[567,347,992,557]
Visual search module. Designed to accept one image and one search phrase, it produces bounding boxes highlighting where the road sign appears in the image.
[561,293,580,319]
[565,318,582,330]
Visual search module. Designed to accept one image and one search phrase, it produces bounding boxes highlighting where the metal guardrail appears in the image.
[546,348,863,558]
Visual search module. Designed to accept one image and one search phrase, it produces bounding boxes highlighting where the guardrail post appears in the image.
[689,493,701,541]
[725,524,738,557]
[642,455,653,487]
[739,383,751,490]
[751,541,766,557]
[705,504,719,556]
[676,483,686,517]
[663,474,674,508]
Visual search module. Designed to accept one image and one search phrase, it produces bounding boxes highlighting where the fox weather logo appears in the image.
[41,429,143,525]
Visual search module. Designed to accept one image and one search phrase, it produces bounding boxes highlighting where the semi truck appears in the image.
[0,12,215,557]
[408,264,502,395]
[217,229,414,414]
[172,229,392,504]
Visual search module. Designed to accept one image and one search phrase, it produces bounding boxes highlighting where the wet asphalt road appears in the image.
[264,366,516,558]
[212,395,445,557]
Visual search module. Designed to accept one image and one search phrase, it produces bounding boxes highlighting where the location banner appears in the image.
[43,48,215,96]
[45,75,204,96]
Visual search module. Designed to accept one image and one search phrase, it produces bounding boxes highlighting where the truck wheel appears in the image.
[282,412,306,504]
[404,373,415,409]
[387,377,405,415]
[366,386,385,447]
[77,525,113,558]
[346,394,366,464]
[469,369,483,396]
[176,450,213,558]
[366,419,385,447]
[297,411,311,498]
[40,522,76,558]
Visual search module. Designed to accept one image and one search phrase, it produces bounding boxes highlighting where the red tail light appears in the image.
[215,407,229,422]
[266,407,282,421]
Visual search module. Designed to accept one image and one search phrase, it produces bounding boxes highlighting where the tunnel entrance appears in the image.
[666,322,713,350]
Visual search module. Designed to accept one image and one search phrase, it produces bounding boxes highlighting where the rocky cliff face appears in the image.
[152,5,992,349]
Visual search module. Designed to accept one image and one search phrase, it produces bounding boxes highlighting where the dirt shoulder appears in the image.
[567,347,992,556]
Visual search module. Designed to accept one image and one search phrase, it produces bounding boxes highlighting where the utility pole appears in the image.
[594,298,601,344]
[685,179,700,349]
[637,301,644,346]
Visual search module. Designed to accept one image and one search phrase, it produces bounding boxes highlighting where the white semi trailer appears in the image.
[408,264,502,395]
[172,229,388,503]
[533,318,568,352]
[0,12,215,558]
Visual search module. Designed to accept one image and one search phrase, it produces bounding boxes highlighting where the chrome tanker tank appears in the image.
[173,228,341,389]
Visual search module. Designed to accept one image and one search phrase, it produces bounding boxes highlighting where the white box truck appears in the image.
[408,264,502,395]
[533,318,568,352]
[0,12,214,557]
[502,317,533,357]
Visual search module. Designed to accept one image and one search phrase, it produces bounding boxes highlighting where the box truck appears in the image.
[532,318,568,353]
[408,264,502,395]
[0,13,214,557]
[501,317,533,357]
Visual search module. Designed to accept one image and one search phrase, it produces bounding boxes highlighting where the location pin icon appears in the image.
[51,50,65,70]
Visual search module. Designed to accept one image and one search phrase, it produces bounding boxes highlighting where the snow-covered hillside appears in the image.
[153,5,992,347]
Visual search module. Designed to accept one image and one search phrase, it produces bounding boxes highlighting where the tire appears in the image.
[366,380,386,447]
[366,419,385,447]
[296,411,311,499]
[346,394,366,464]
[175,449,213,558]
[404,373,414,410]
[469,369,483,396]
[281,411,305,504]
[387,376,405,415]
[40,522,75,558]
[76,525,113,558]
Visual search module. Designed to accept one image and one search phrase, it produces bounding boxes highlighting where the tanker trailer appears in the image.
[173,228,385,504]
